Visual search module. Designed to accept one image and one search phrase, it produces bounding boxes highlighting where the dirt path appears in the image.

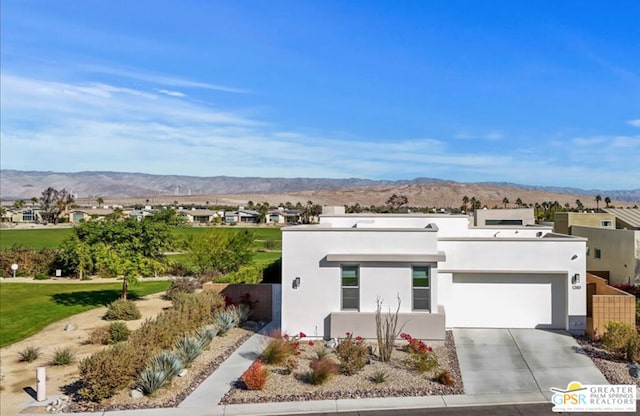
[0,292,171,415]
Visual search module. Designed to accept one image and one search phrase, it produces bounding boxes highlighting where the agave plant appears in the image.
[139,351,183,396]
[174,335,204,368]
[194,326,218,350]
[213,309,238,335]
[235,304,251,324]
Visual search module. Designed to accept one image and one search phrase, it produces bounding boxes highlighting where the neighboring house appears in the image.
[603,208,640,230]
[473,208,536,227]
[68,208,115,223]
[553,212,616,235]
[178,209,221,224]
[268,209,302,225]
[281,208,587,342]
[572,226,640,286]
[224,209,260,224]
[10,208,42,223]
[128,209,154,221]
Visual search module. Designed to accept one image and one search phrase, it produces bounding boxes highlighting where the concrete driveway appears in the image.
[453,328,608,399]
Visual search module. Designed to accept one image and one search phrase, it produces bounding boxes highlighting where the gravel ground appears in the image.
[575,336,640,386]
[66,325,257,413]
[222,331,463,404]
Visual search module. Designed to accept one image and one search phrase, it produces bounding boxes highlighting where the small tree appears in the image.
[97,197,104,207]
[604,196,612,208]
[502,197,509,208]
[375,295,402,362]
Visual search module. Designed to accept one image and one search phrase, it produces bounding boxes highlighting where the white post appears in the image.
[36,367,46,401]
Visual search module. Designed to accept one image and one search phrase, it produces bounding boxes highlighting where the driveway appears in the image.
[453,328,608,399]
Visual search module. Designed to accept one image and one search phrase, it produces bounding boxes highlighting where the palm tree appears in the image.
[595,195,602,211]
[258,203,269,223]
[97,197,104,206]
[515,198,523,208]
[502,197,509,209]
[30,197,38,206]
[462,195,470,212]
[604,196,611,208]
[13,200,25,209]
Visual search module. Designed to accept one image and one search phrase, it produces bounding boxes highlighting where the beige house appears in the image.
[553,212,616,235]
[68,208,115,223]
[572,225,640,286]
[473,208,535,227]
[178,209,221,224]
[603,208,640,230]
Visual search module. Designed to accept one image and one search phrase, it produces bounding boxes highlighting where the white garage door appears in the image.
[446,273,566,329]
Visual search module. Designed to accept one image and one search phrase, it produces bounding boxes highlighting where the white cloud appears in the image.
[157,89,186,98]
[1,72,638,189]
[627,119,640,128]
[455,130,503,140]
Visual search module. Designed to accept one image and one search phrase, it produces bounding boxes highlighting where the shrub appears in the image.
[194,326,218,350]
[261,337,297,365]
[283,356,298,374]
[18,346,40,363]
[109,321,131,343]
[314,345,331,360]
[88,325,111,345]
[34,273,51,280]
[375,296,402,362]
[336,333,368,375]
[636,300,640,325]
[78,342,147,402]
[241,360,269,390]
[401,333,438,373]
[139,351,184,396]
[437,370,455,386]
[104,299,141,321]
[50,347,75,366]
[164,276,198,301]
[174,335,204,368]
[601,321,639,361]
[370,370,388,383]
[309,358,338,385]
[213,309,239,335]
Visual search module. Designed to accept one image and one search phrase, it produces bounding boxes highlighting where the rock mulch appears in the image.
[66,326,256,413]
[576,336,640,386]
[222,331,463,404]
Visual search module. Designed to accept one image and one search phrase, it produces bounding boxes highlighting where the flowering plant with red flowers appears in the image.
[400,332,438,373]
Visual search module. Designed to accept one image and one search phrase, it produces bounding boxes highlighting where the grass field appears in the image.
[0,280,170,347]
[0,226,282,250]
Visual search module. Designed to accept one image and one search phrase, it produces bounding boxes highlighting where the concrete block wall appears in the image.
[203,283,275,322]
[586,274,636,339]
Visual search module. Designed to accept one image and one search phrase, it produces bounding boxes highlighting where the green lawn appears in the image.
[0,280,170,347]
[0,228,74,249]
[0,226,282,250]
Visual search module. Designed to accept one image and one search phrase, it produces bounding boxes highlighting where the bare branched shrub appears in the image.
[375,295,402,362]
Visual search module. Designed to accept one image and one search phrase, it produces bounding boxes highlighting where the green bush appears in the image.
[370,370,388,383]
[636,300,640,325]
[109,321,131,343]
[335,333,368,375]
[50,347,75,366]
[104,299,141,321]
[216,265,264,284]
[33,273,51,280]
[78,342,147,402]
[18,345,40,363]
[601,321,640,361]
[0,247,58,278]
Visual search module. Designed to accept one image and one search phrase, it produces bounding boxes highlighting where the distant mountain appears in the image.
[1,170,638,203]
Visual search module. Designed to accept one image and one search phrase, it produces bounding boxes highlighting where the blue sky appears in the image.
[1,1,639,189]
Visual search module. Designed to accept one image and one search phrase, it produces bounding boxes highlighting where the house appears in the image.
[178,209,221,224]
[68,208,115,223]
[281,207,587,342]
[128,209,154,221]
[10,208,42,223]
[553,212,616,235]
[554,209,640,285]
[268,208,302,225]
[473,208,536,228]
[224,209,260,224]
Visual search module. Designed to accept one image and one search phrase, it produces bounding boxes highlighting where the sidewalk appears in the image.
[26,325,555,416]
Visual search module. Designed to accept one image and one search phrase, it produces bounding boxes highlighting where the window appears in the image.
[485,219,523,226]
[22,210,35,222]
[595,249,602,259]
[341,266,359,310]
[601,220,612,227]
[412,266,431,311]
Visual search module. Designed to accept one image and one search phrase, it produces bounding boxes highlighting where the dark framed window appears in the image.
[412,266,431,311]
[595,249,602,259]
[341,265,359,310]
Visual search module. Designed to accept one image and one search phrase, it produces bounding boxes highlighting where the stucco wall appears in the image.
[571,226,639,285]
[473,208,535,227]
[554,212,616,235]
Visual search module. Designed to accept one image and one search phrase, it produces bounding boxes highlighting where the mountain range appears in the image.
[1,170,638,204]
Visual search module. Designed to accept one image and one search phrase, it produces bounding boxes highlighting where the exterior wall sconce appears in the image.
[292,277,301,289]
[571,274,580,284]
[571,254,578,260]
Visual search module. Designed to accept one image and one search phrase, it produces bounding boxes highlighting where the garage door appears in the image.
[446,273,566,329]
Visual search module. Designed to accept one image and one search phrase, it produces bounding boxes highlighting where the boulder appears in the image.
[129,389,144,399]
[63,323,77,332]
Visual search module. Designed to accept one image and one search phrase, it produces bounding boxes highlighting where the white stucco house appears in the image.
[281,208,587,342]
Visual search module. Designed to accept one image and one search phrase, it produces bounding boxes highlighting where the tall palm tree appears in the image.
[462,195,470,212]
[604,196,611,208]
[502,197,509,208]
[595,195,602,211]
